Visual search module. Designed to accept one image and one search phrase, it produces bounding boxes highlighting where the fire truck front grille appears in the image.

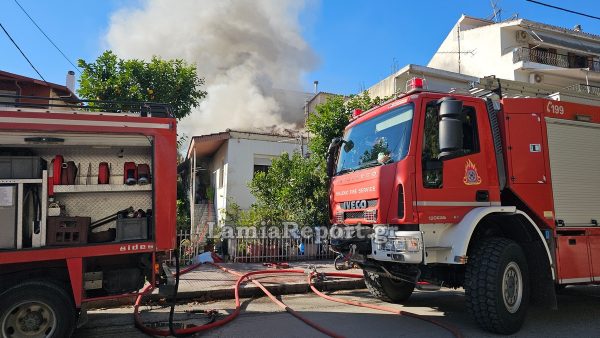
[344,211,364,219]
[364,210,377,222]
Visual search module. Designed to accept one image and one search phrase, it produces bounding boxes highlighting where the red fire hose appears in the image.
[133,263,462,338]
[308,272,463,338]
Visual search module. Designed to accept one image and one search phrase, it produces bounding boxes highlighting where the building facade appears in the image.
[428,15,600,96]
[0,70,76,107]
[186,130,306,231]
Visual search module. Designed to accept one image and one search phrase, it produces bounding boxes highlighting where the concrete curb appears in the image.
[84,278,365,309]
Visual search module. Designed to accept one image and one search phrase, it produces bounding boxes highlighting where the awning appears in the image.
[528,30,600,55]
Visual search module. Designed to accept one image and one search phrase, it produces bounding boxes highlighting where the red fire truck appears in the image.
[327,78,600,334]
[0,97,177,337]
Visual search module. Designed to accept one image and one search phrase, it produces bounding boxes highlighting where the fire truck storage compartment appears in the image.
[0,185,17,249]
[556,230,592,282]
[0,131,154,249]
[546,118,600,227]
[83,253,151,297]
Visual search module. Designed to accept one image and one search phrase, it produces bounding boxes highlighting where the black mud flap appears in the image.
[525,241,558,310]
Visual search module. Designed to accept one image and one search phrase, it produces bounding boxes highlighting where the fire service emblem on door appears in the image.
[463,159,482,186]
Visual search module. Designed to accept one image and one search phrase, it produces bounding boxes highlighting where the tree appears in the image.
[77,50,206,120]
[306,91,391,158]
[248,152,328,227]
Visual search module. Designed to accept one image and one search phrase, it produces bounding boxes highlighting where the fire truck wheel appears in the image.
[0,280,76,338]
[465,237,530,334]
[363,270,414,303]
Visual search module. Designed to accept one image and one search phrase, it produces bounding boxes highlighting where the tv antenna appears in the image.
[488,0,502,22]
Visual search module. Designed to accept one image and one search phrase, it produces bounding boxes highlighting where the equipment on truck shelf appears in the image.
[98,162,110,184]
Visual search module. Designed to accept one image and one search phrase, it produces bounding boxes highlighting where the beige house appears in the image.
[185,130,307,232]
[428,15,600,96]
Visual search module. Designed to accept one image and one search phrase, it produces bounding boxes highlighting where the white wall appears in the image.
[209,142,228,223]
[225,138,302,211]
[429,23,506,79]
[204,137,303,225]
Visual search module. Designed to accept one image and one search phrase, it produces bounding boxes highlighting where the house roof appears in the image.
[186,128,305,159]
[457,15,600,43]
[0,70,76,97]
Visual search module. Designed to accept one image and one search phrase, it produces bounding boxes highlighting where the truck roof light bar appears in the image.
[406,77,426,92]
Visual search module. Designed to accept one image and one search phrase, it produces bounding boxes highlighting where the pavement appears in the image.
[85,260,365,309]
[75,285,600,338]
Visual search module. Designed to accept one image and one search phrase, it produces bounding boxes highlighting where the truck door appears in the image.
[416,98,500,224]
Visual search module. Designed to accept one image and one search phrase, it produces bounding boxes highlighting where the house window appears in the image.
[253,155,273,177]
[253,164,270,176]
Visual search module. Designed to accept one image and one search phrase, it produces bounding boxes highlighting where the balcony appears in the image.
[564,83,600,96]
[513,47,600,72]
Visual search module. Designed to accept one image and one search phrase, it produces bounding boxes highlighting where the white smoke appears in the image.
[105,0,317,136]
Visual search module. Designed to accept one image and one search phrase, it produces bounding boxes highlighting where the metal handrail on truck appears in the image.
[0,93,174,118]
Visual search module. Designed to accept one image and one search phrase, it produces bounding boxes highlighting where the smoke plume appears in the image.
[105,0,317,136]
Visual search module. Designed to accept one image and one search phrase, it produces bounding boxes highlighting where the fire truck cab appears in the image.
[327,79,600,334]
[0,97,177,337]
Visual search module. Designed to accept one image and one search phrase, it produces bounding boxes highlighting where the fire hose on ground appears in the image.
[132,256,463,338]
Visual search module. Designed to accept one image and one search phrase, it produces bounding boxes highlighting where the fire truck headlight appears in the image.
[405,237,421,252]
[394,237,421,252]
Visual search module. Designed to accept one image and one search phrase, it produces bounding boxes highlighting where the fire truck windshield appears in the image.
[336,103,414,175]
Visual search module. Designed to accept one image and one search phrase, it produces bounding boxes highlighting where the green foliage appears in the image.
[306,91,391,159]
[206,186,215,202]
[221,199,263,228]
[306,95,348,158]
[77,50,206,120]
[176,199,190,230]
[248,152,328,227]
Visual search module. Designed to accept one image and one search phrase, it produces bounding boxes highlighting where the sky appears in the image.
[1,0,599,96]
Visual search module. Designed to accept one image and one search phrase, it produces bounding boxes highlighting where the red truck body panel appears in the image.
[0,108,178,305]
[330,90,600,285]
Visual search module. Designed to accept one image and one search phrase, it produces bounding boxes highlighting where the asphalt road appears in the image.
[74,285,600,337]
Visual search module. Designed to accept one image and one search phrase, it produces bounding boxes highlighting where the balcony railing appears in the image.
[513,47,600,72]
[564,83,600,96]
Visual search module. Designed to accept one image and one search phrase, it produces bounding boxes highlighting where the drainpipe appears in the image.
[14,80,22,106]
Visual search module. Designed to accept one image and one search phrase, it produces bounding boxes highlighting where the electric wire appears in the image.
[0,21,47,82]
[525,0,600,21]
[13,0,81,73]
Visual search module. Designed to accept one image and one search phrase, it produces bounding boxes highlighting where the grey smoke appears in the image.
[105,0,318,136]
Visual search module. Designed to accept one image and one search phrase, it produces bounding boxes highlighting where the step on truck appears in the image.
[0,96,178,337]
[327,78,600,334]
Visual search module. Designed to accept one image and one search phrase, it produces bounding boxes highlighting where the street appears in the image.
[75,285,600,337]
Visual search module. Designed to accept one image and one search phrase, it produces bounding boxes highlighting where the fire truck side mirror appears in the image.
[438,97,464,160]
[326,137,342,177]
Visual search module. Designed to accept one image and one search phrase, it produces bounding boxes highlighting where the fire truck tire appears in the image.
[0,280,76,338]
[363,270,414,303]
[465,237,530,335]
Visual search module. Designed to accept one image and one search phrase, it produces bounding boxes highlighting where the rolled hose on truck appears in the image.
[132,253,463,338]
